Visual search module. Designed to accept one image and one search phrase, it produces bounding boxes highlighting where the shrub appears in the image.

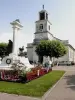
[19,70,27,83]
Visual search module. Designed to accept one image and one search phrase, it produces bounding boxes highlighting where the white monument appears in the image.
[10,19,23,56]
[0,19,34,70]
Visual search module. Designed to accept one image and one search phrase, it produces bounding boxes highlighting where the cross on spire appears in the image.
[43,5,44,9]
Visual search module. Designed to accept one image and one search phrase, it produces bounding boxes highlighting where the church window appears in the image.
[40,12,45,20]
[39,24,43,29]
[49,25,50,30]
[46,13,48,19]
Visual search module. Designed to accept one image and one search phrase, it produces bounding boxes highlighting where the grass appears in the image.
[0,70,65,97]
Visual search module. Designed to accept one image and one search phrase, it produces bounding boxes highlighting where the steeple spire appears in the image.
[43,5,44,9]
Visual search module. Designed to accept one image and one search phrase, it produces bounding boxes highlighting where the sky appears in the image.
[0,0,75,50]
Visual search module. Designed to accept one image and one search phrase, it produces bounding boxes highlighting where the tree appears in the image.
[0,43,8,58]
[0,40,13,58]
[35,40,67,63]
[35,40,49,63]
[49,40,67,58]
[6,40,13,55]
[35,40,46,63]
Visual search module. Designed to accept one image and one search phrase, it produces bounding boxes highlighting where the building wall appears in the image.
[68,46,75,62]
[27,43,33,62]
[27,41,75,63]
[34,32,54,40]
[73,51,75,62]
[54,45,75,63]
[33,45,38,62]
[48,33,54,40]
[35,32,48,39]
[47,21,51,32]
[35,20,47,32]
[27,44,75,64]
[27,45,39,63]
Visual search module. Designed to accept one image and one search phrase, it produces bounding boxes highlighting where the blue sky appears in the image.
[0,0,75,49]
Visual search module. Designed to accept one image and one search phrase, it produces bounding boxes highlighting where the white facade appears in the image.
[33,46,38,62]
[27,8,75,64]
[27,43,33,61]
[68,45,75,62]
[27,8,54,62]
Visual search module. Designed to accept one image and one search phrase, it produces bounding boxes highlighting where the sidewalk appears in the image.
[0,93,41,100]
[43,70,75,100]
[52,65,75,71]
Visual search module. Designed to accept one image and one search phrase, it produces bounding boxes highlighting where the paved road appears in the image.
[52,65,75,71]
[42,66,75,100]
[0,66,75,100]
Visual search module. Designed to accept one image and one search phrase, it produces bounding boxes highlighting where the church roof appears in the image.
[39,9,48,14]
[39,5,48,14]
[54,36,75,50]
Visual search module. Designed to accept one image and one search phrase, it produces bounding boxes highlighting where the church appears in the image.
[27,6,75,65]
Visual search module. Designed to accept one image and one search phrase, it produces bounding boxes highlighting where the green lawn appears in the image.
[0,71,65,97]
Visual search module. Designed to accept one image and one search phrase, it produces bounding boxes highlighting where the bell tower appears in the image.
[27,6,55,63]
[39,5,48,20]
[34,5,53,44]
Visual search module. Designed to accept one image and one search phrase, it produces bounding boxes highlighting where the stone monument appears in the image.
[0,19,34,70]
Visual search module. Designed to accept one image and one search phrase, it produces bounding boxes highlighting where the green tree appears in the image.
[35,40,48,63]
[0,43,8,58]
[6,40,13,55]
[49,40,67,58]
[0,40,13,58]
[35,40,67,63]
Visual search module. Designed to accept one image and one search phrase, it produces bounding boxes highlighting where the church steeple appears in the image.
[43,5,44,9]
[34,6,52,42]
[39,5,48,20]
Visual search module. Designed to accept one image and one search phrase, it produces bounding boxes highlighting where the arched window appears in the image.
[46,13,48,19]
[39,24,43,30]
[49,25,50,30]
[40,12,45,20]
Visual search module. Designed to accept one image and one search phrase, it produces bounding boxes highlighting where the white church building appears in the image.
[27,7,75,65]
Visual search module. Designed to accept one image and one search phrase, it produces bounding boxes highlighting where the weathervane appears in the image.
[43,5,44,9]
